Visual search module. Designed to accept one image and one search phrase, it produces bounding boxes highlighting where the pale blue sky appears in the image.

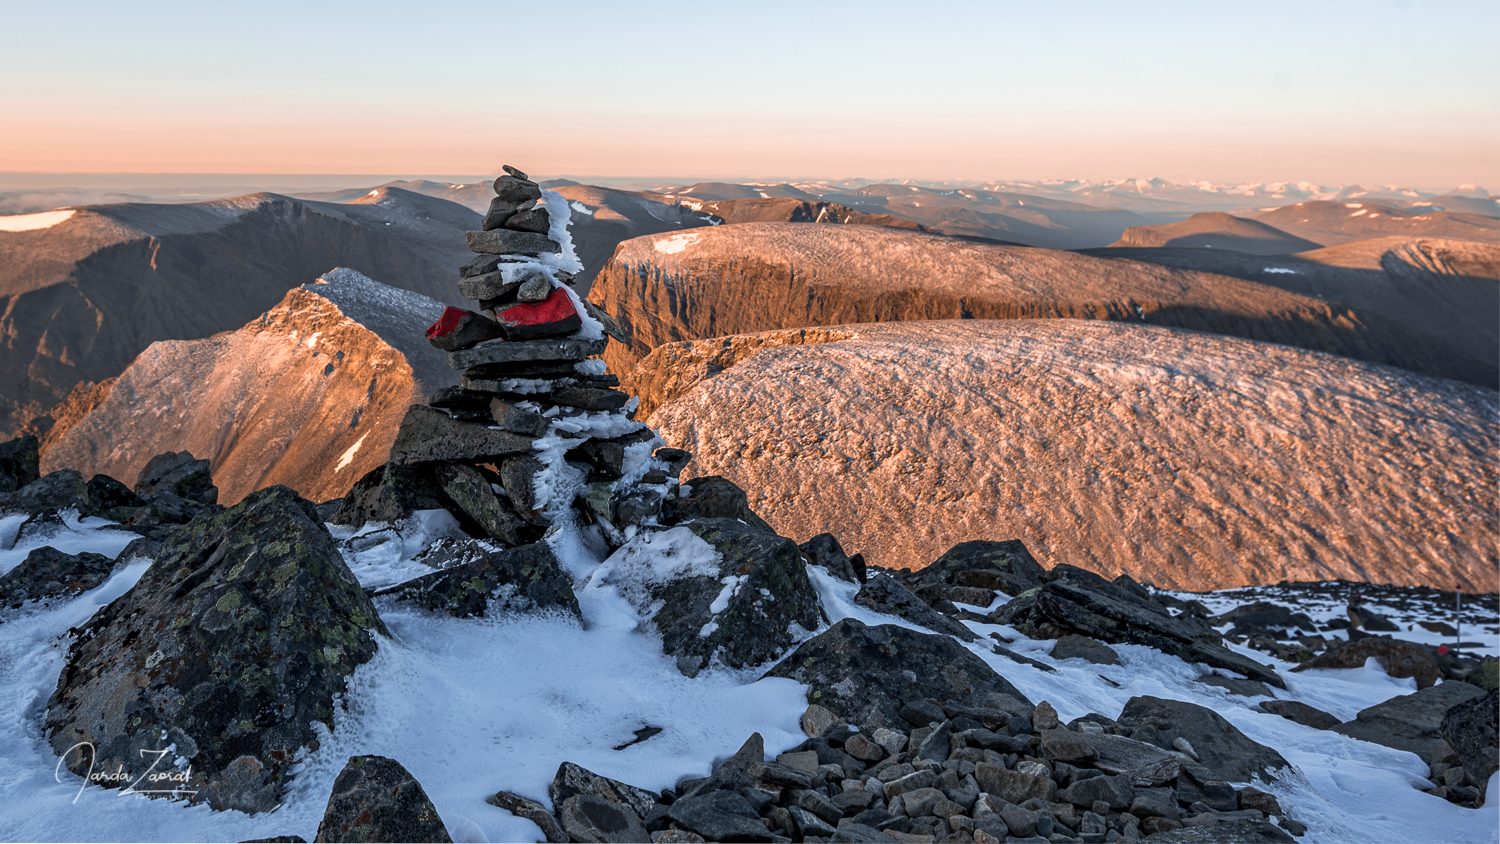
[2,0,1496,185]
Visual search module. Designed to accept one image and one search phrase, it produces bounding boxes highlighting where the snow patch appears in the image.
[0,209,76,232]
[654,232,703,255]
[334,433,369,473]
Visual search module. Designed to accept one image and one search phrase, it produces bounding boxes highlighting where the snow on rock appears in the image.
[0,209,76,232]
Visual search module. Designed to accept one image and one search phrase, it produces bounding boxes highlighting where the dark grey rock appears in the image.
[904,539,1045,597]
[465,228,559,256]
[654,447,692,477]
[993,578,1285,689]
[1331,681,1486,759]
[373,542,578,620]
[434,463,528,545]
[314,755,451,843]
[1058,772,1134,810]
[494,174,541,203]
[1177,764,1238,812]
[1197,675,1273,697]
[915,719,954,762]
[5,469,89,514]
[488,399,551,438]
[481,196,522,231]
[0,434,40,493]
[668,789,777,842]
[517,274,554,302]
[829,822,897,843]
[1440,687,1497,785]
[388,405,534,465]
[447,335,607,370]
[1130,787,1179,819]
[135,450,218,505]
[459,253,507,278]
[1257,700,1340,731]
[0,546,116,607]
[560,794,650,843]
[992,644,1057,673]
[457,267,531,301]
[1292,636,1443,690]
[800,533,858,583]
[1118,696,1291,784]
[855,574,978,642]
[498,454,547,522]
[328,463,448,528]
[651,518,824,676]
[426,308,506,352]
[790,805,838,838]
[976,764,1057,804]
[506,206,551,234]
[768,618,1032,730]
[549,761,659,822]
[1347,601,1400,632]
[551,385,630,411]
[485,789,567,843]
[1050,634,1120,665]
[46,487,388,814]
[900,699,948,727]
[663,475,775,532]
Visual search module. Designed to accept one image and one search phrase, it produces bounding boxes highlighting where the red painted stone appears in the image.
[494,287,582,340]
[427,306,467,339]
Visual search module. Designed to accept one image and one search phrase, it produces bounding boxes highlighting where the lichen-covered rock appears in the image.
[854,574,977,641]
[992,576,1285,689]
[387,405,535,465]
[799,533,858,583]
[3,469,89,514]
[135,450,219,505]
[1331,680,1486,759]
[651,518,825,676]
[45,486,388,814]
[314,755,451,843]
[433,463,529,545]
[548,761,659,821]
[766,618,1032,729]
[0,434,40,493]
[1291,635,1442,689]
[0,546,116,608]
[1117,696,1290,783]
[1440,687,1498,787]
[328,462,450,528]
[373,542,580,620]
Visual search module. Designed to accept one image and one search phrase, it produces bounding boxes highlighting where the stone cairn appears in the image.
[383,164,688,549]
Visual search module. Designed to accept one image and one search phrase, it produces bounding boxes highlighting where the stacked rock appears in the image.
[370,165,689,549]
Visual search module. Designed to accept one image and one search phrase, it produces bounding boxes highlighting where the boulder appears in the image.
[1439,687,1498,786]
[1050,731,1182,785]
[314,756,451,843]
[0,546,116,607]
[1292,635,1443,689]
[647,518,824,676]
[548,761,659,822]
[1332,681,1487,759]
[328,462,450,528]
[45,486,388,814]
[387,405,535,465]
[4,469,90,514]
[1462,656,1498,692]
[663,475,776,533]
[992,576,1285,689]
[854,574,978,641]
[1050,634,1120,665]
[1057,772,1135,810]
[493,174,543,204]
[799,533,858,583]
[667,789,776,842]
[485,790,567,843]
[1257,700,1340,731]
[0,434,40,493]
[1117,696,1291,783]
[559,794,650,844]
[898,539,1045,598]
[135,450,218,505]
[766,618,1032,729]
[372,542,580,620]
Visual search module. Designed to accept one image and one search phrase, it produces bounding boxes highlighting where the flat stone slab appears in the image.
[1332,680,1486,759]
[448,335,608,370]
[465,229,559,255]
[388,405,535,464]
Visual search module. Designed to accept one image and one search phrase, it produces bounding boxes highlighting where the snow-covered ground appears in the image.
[0,513,1495,843]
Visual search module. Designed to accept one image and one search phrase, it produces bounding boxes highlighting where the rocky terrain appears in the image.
[0,187,478,438]
[0,169,1493,844]
[588,222,1496,389]
[1251,201,1498,247]
[38,269,456,506]
[643,319,1497,590]
[665,197,927,232]
[1108,213,1322,255]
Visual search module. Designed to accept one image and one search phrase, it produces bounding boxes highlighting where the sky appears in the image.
[2,0,1497,187]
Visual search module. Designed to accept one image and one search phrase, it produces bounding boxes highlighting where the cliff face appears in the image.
[41,269,456,505]
[589,223,1495,391]
[0,188,476,436]
[644,319,1499,591]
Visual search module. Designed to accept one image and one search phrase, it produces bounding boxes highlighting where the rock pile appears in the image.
[331,165,686,558]
[491,693,1301,844]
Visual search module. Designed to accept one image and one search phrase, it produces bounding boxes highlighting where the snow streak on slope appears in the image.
[647,319,1498,590]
